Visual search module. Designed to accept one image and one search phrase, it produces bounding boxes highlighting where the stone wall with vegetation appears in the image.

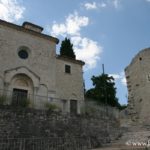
[0,106,121,149]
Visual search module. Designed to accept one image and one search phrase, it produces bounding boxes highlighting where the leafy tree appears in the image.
[60,38,76,59]
[86,74,121,108]
[119,104,127,110]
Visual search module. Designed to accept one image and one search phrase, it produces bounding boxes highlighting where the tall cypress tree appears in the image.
[60,38,76,59]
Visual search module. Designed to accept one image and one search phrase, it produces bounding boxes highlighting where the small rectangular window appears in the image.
[65,65,71,74]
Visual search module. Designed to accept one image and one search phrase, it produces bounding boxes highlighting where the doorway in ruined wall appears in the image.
[70,100,77,114]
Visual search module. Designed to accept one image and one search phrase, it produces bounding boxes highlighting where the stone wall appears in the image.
[56,57,85,113]
[0,106,120,149]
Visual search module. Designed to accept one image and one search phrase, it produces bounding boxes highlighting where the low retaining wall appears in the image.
[0,106,121,149]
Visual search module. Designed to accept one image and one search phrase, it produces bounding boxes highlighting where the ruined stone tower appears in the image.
[125,48,150,124]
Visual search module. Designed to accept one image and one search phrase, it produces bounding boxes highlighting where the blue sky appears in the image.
[0,0,150,104]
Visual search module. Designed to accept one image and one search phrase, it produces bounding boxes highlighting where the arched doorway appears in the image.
[10,74,33,106]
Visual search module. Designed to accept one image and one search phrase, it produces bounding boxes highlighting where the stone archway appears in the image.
[4,66,40,89]
[10,73,34,94]
[10,74,34,106]
[4,67,40,107]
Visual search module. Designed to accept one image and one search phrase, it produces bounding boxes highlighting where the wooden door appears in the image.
[70,100,77,114]
[12,88,28,106]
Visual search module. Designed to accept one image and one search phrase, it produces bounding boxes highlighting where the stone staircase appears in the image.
[92,124,150,150]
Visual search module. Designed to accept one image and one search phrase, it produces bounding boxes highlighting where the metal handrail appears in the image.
[0,89,67,111]
[0,137,92,150]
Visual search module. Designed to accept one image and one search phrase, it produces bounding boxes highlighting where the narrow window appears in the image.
[65,65,71,74]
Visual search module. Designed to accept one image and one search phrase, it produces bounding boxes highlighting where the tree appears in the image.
[86,74,120,108]
[60,38,76,59]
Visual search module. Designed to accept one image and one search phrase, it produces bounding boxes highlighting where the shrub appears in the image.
[0,95,6,105]
[45,102,60,112]
[82,105,97,116]
[19,98,30,108]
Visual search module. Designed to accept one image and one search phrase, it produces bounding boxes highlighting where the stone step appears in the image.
[92,125,150,150]
[92,145,146,150]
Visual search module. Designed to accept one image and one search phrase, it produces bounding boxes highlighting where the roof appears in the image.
[56,55,85,66]
[0,19,59,44]
[22,21,44,31]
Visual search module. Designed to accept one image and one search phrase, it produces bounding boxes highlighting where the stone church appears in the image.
[125,47,150,124]
[0,19,85,114]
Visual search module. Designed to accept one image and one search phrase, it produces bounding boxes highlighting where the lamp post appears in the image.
[102,64,108,110]
[102,64,109,141]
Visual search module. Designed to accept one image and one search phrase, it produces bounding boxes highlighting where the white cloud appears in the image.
[71,36,102,70]
[109,72,127,86]
[51,12,89,36]
[121,76,127,86]
[50,12,102,70]
[99,2,107,8]
[83,1,122,11]
[118,72,127,86]
[0,0,25,22]
[109,74,121,80]
[84,2,107,10]
[51,23,67,37]
[84,2,97,10]
[112,0,120,9]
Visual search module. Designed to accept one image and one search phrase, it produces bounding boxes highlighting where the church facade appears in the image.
[0,19,85,114]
